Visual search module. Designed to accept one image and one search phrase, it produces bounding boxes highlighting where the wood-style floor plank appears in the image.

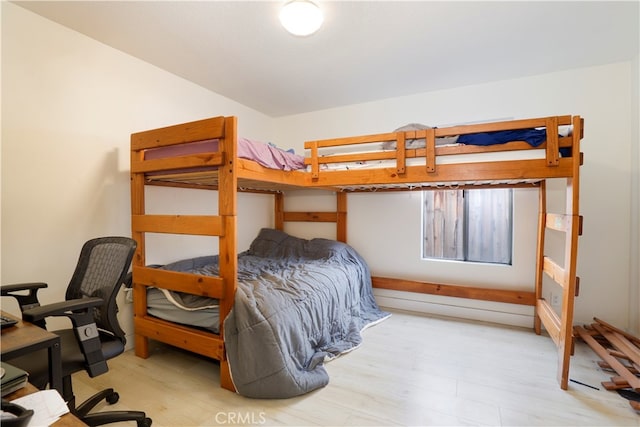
[72,310,640,426]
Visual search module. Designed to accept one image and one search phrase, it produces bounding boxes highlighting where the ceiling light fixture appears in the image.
[279,0,324,37]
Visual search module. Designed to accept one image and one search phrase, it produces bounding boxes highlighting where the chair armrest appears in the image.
[22,297,103,324]
[24,297,109,378]
[1,282,48,312]
[1,282,48,293]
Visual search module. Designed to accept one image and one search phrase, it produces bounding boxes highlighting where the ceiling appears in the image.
[13,1,639,117]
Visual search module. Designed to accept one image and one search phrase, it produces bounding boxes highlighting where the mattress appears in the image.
[147,287,220,332]
[144,137,305,172]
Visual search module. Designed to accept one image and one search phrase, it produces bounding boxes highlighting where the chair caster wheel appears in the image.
[106,391,119,404]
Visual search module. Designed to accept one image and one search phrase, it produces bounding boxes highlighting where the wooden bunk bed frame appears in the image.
[130,114,583,392]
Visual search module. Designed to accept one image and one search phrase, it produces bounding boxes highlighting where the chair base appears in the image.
[82,410,151,427]
[67,380,151,427]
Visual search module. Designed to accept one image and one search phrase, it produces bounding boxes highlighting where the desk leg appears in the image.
[48,339,63,394]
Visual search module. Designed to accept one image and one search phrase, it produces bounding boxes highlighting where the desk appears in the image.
[0,310,62,394]
[6,382,87,427]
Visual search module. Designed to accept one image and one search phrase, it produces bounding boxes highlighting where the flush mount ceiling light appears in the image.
[279,0,324,37]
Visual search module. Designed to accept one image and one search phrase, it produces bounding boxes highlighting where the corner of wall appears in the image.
[629,55,639,336]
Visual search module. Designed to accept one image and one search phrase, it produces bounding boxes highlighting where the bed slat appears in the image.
[135,315,225,360]
[283,211,339,223]
[131,116,226,150]
[132,152,224,173]
[396,132,406,174]
[434,115,572,137]
[537,298,561,346]
[545,116,560,166]
[132,214,224,236]
[543,256,567,288]
[133,266,225,298]
[425,128,436,173]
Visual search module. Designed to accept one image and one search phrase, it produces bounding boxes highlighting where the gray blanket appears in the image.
[159,228,389,398]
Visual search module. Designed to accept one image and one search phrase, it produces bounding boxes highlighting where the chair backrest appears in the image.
[65,237,136,343]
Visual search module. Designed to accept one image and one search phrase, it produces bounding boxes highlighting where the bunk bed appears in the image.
[130,114,584,395]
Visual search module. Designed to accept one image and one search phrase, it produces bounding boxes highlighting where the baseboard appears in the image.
[374,288,535,329]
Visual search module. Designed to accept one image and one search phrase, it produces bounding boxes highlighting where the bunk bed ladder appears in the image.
[130,116,238,392]
[534,115,583,390]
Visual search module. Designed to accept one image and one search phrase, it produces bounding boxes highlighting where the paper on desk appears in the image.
[11,389,69,426]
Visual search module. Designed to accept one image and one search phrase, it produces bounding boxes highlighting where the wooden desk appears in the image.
[6,382,87,427]
[0,310,62,394]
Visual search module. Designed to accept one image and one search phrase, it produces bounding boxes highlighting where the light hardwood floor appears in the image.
[73,310,639,426]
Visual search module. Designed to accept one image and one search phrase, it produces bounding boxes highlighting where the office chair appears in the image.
[1,237,152,427]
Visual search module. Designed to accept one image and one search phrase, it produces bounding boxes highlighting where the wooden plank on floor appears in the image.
[574,325,640,390]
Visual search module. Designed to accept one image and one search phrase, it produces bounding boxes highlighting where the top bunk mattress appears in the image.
[145,137,306,172]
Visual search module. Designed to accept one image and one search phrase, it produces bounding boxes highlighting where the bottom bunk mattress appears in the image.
[147,228,390,398]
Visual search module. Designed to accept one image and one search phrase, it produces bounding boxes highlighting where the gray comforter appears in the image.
[159,228,389,398]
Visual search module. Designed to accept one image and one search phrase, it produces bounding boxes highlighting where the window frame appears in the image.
[421,188,514,265]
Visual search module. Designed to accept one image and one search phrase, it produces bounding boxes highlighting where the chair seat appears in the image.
[8,330,124,389]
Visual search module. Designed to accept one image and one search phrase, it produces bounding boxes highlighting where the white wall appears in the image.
[276,62,638,332]
[1,3,274,338]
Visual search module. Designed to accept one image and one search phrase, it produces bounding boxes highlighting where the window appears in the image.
[422,188,513,264]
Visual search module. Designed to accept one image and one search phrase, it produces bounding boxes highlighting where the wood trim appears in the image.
[310,142,319,178]
[220,360,234,392]
[274,192,284,231]
[304,116,573,150]
[131,116,226,150]
[307,157,578,188]
[144,180,219,191]
[134,315,225,360]
[131,214,223,236]
[554,116,583,390]
[276,191,347,243]
[305,131,400,149]
[131,132,149,359]
[545,116,559,166]
[336,192,347,243]
[396,132,406,174]
[433,115,572,136]
[372,276,536,306]
[218,117,237,335]
[133,266,224,298]
[306,150,396,165]
[543,256,567,288]
[425,127,436,173]
[534,181,546,335]
[303,137,574,166]
[131,152,224,174]
[546,213,570,232]
[537,298,561,346]
[283,211,339,222]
